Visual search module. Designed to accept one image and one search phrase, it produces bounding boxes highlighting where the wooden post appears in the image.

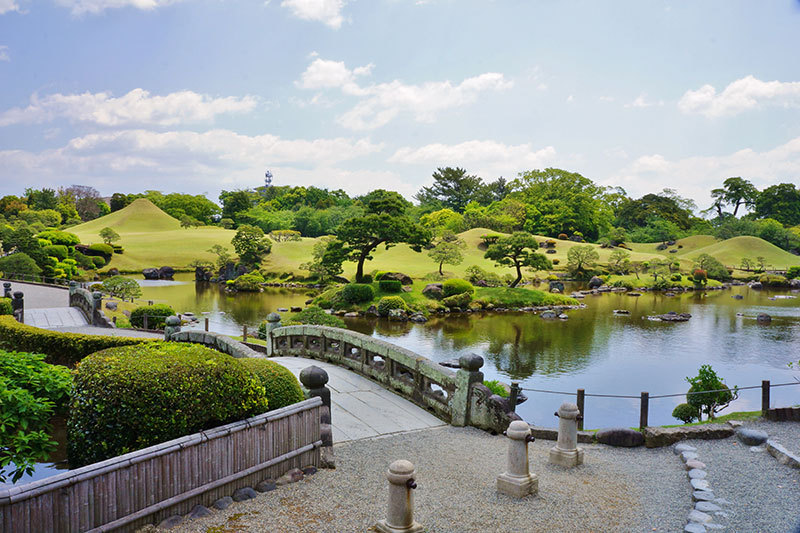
[143,315,148,330]
[639,392,649,429]
[762,380,770,416]
[509,382,520,412]
[204,317,209,332]
[243,325,248,342]
[576,389,585,431]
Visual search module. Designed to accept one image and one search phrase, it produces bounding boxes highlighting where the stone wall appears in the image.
[170,330,264,359]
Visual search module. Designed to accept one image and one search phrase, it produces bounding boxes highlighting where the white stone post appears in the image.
[549,402,584,467]
[375,460,423,533]
[496,420,538,498]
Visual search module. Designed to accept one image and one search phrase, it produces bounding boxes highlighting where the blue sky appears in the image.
[1,0,799,209]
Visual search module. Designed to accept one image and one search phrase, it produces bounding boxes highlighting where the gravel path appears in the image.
[169,425,686,533]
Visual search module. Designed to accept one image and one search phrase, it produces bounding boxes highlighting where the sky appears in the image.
[1,0,799,209]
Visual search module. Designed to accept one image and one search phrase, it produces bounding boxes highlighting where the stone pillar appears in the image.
[549,402,584,467]
[264,313,282,356]
[3,282,11,299]
[451,353,484,427]
[91,291,103,326]
[299,365,335,468]
[11,291,24,323]
[496,420,538,498]
[375,460,423,533]
[164,315,182,340]
[69,280,77,297]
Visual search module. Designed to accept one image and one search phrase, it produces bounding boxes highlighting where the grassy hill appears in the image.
[684,236,800,270]
[71,198,182,234]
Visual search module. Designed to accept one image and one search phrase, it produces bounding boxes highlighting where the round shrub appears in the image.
[240,359,305,411]
[442,278,474,297]
[88,243,114,259]
[130,304,175,329]
[374,271,389,280]
[672,403,699,424]
[234,272,265,291]
[758,273,788,287]
[377,296,408,317]
[442,292,472,308]
[341,283,374,304]
[356,274,373,284]
[37,230,80,247]
[44,244,68,261]
[557,233,568,240]
[285,306,345,328]
[786,266,800,280]
[91,256,106,268]
[379,279,402,293]
[670,274,682,282]
[67,342,269,467]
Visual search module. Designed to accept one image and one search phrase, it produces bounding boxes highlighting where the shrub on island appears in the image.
[233,271,265,291]
[377,296,408,317]
[284,305,346,328]
[442,292,472,308]
[378,279,403,293]
[68,342,270,467]
[341,283,374,304]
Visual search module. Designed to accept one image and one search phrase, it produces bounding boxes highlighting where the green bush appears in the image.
[373,271,389,280]
[442,278,474,297]
[36,230,80,247]
[91,256,106,268]
[44,244,69,261]
[130,304,175,329]
[670,274,682,282]
[0,252,42,277]
[355,274,373,284]
[284,305,345,328]
[758,273,788,287]
[377,296,408,317]
[379,279,403,293]
[341,283,374,304]
[234,272,265,291]
[671,403,699,424]
[316,299,333,309]
[483,380,508,397]
[0,315,151,366]
[464,265,503,287]
[786,266,800,279]
[68,342,270,467]
[442,292,472,308]
[0,297,11,315]
[112,245,124,254]
[87,243,114,259]
[73,251,95,270]
[240,358,305,410]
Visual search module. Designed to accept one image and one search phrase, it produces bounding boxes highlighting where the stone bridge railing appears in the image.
[268,325,520,433]
[68,284,113,328]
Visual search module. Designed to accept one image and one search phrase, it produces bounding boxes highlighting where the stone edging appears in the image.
[766,440,800,469]
[673,443,731,532]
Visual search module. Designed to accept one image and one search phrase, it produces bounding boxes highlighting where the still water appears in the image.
[136,274,800,429]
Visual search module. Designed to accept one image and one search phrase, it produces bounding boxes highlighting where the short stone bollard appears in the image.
[164,315,182,340]
[496,420,538,498]
[549,402,584,467]
[3,282,11,299]
[375,460,423,533]
[91,291,103,325]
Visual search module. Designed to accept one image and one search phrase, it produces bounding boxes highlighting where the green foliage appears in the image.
[68,342,269,467]
[101,276,143,300]
[617,194,691,230]
[758,273,788,287]
[99,227,121,245]
[708,177,758,218]
[442,291,472,308]
[239,359,305,410]
[566,244,600,279]
[692,269,707,287]
[484,231,551,288]
[88,243,114,258]
[91,256,106,268]
[786,266,800,279]
[232,224,272,268]
[464,265,504,287]
[0,297,11,315]
[341,283,374,304]
[442,278,474,297]
[73,251,94,270]
[415,167,486,213]
[420,208,465,233]
[130,304,175,329]
[608,248,632,274]
[0,350,73,483]
[43,244,68,261]
[483,380,509,397]
[427,230,466,275]
[693,253,730,281]
[300,237,347,282]
[377,296,408,316]
[36,230,80,247]
[269,229,302,242]
[284,305,346,328]
[671,403,700,424]
[233,271,265,291]
[0,315,152,366]
[0,252,42,277]
[686,365,738,421]
[379,279,403,293]
[754,183,800,226]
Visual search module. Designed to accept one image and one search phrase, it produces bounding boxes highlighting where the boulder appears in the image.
[212,496,233,510]
[105,301,118,311]
[790,279,800,289]
[158,266,175,280]
[382,272,413,285]
[108,268,120,276]
[388,309,407,321]
[595,427,645,447]
[749,281,763,290]
[735,427,768,446]
[409,313,428,323]
[588,276,603,289]
[276,468,304,486]
[549,280,564,293]
[187,505,213,519]
[232,487,257,502]
[290,306,302,312]
[644,424,734,448]
[157,515,183,529]
[255,479,277,493]
[732,294,743,300]
[756,313,771,323]
[195,266,213,282]
[422,283,444,300]
[540,310,557,319]
[142,268,160,280]
[366,305,380,317]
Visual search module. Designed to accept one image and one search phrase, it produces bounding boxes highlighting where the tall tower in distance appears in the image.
[264,169,273,188]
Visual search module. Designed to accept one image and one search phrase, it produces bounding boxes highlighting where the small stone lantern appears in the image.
[497,420,538,498]
[164,315,182,340]
[375,460,423,533]
[549,402,584,467]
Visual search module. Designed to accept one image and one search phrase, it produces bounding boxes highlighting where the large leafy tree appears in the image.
[708,177,758,218]
[415,167,485,212]
[300,237,347,282]
[686,365,737,421]
[484,231,551,288]
[24,188,58,211]
[754,183,800,226]
[511,168,613,240]
[231,224,272,268]
[428,230,466,275]
[616,193,691,230]
[337,190,431,282]
[566,244,600,279]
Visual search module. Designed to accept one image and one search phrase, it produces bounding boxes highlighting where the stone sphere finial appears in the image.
[266,312,281,323]
[92,291,103,300]
[459,353,484,372]
[299,365,329,389]
[557,402,580,420]
[165,315,181,327]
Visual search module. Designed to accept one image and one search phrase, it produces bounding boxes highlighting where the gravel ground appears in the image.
[684,420,800,533]
[169,425,686,533]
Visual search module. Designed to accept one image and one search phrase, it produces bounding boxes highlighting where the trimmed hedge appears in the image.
[377,296,407,317]
[87,243,114,259]
[442,278,474,297]
[240,358,305,411]
[37,230,80,247]
[91,256,106,268]
[341,283,374,304]
[130,304,175,329]
[0,298,11,315]
[378,279,402,293]
[442,292,472,308]
[43,244,69,261]
[68,342,270,467]
[0,315,152,367]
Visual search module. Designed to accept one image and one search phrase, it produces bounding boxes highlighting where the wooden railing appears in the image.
[0,398,322,533]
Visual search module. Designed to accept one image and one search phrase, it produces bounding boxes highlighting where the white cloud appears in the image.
[598,96,614,103]
[609,136,800,207]
[296,56,513,130]
[0,89,257,127]
[678,75,800,118]
[0,0,19,14]
[0,45,9,62]
[281,0,346,29]
[54,0,182,15]
[625,93,664,108]
[389,140,557,178]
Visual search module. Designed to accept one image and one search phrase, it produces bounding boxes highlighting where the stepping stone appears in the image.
[688,469,707,479]
[736,428,768,446]
[256,479,277,493]
[689,510,713,524]
[213,496,233,510]
[682,451,699,463]
[686,460,706,470]
[695,501,722,513]
[675,443,698,455]
[232,487,258,502]
[691,478,711,491]
[157,515,183,529]
[187,505,212,519]
[693,490,716,502]
[685,523,707,533]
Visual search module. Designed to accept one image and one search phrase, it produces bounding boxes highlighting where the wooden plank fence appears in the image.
[0,397,322,533]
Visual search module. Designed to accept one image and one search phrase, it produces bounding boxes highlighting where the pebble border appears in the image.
[673,443,731,532]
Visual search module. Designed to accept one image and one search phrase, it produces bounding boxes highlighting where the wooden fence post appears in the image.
[143,315,148,330]
[576,389,585,431]
[639,392,649,429]
[762,380,770,416]
[205,317,209,332]
[243,325,248,342]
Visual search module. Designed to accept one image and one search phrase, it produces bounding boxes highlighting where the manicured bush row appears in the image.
[240,358,305,410]
[0,315,152,367]
[378,279,402,293]
[341,283,374,303]
[129,304,175,329]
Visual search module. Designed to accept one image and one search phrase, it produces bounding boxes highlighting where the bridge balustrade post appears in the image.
[69,280,77,297]
[11,291,24,323]
[3,282,11,299]
[164,316,181,340]
[451,353,484,427]
[92,291,103,326]
[299,365,335,468]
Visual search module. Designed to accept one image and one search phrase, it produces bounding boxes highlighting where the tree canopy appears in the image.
[484,231,551,288]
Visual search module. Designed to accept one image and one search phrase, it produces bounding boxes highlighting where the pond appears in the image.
[133,274,800,429]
